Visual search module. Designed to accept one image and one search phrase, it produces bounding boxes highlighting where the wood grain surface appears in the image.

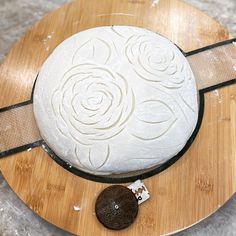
[0,0,235,235]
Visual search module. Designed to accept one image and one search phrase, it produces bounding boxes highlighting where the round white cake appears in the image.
[33,26,198,175]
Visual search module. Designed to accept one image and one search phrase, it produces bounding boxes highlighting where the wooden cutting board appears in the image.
[0,0,235,235]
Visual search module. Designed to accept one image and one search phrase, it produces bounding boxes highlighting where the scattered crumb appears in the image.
[42,144,47,152]
[213,90,222,104]
[213,90,219,97]
[27,148,32,152]
[73,205,81,211]
[151,0,160,7]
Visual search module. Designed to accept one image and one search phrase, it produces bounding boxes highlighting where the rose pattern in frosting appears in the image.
[51,64,135,169]
[125,34,189,88]
[52,64,134,145]
[34,26,198,174]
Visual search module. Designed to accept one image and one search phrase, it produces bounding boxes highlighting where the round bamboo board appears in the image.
[0,0,235,235]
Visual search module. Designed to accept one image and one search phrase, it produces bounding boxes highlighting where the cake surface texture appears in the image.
[33,26,198,175]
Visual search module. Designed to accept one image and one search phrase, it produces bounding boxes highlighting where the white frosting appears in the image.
[33,26,198,175]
